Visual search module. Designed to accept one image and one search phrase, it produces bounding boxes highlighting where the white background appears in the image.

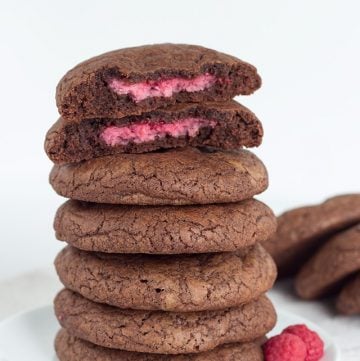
[0,0,359,280]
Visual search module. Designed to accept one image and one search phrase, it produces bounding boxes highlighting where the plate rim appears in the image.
[0,305,341,360]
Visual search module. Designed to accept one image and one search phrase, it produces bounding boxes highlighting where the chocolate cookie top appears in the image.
[45,100,263,164]
[55,329,264,361]
[55,244,276,312]
[50,148,268,205]
[56,44,261,121]
[54,289,276,354]
[262,194,360,276]
[336,273,360,315]
[54,199,276,254]
[295,224,360,299]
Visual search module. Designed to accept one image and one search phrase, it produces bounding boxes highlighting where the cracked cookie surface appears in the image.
[54,198,276,254]
[295,223,360,299]
[49,147,268,205]
[55,244,277,312]
[55,329,264,361]
[54,289,276,354]
[262,194,360,276]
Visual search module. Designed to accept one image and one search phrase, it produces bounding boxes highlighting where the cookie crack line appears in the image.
[49,148,268,205]
[54,244,277,311]
[55,329,264,361]
[54,198,276,253]
[54,290,276,354]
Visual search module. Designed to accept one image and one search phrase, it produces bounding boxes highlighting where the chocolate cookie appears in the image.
[54,199,276,254]
[55,329,264,361]
[54,289,276,354]
[336,273,360,315]
[50,147,268,205]
[262,194,360,276]
[295,224,360,299]
[56,44,261,121]
[55,244,276,312]
[46,100,263,164]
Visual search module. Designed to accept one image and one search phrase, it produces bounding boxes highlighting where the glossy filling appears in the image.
[101,118,217,146]
[108,73,217,102]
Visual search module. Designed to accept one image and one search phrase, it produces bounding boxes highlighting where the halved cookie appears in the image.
[46,100,263,164]
[56,44,261,121]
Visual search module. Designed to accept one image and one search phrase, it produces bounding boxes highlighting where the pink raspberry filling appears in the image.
[108,73,217,102]
[101,118,217,146]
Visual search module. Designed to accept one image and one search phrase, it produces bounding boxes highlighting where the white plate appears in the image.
[0,306,340,361]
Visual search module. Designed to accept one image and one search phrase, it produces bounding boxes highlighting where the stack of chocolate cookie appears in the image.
[45,44,278,361]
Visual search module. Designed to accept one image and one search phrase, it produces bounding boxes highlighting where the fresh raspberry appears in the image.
[283,324,324,361]
[263,333,307,361]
